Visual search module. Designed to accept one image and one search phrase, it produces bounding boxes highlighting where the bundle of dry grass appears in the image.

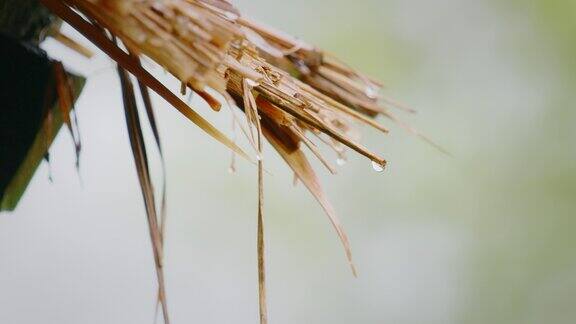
[39,0,433,323]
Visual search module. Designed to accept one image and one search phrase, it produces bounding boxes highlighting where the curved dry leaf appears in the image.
[262,119,357,277]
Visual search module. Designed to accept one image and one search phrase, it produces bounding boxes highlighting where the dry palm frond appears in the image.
[38,0,435,323]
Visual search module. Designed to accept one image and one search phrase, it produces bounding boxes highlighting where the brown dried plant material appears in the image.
[38,0,437,323]
[51,30,94,58]
[53,61,82,168]
[117,64,170,324]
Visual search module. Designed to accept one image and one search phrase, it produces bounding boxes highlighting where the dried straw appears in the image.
[38,0,433,323]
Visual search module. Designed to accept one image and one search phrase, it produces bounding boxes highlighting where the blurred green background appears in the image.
[1,0,575,323]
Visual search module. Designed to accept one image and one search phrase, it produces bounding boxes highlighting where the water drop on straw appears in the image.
[371,160,384,172]
[365,86,379,99]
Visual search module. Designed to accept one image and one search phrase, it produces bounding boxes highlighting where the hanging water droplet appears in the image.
[224,11,239,21]
[228,166,236,174]
[365,86,380,99]
[256,153,263,161]
[371,160,385,172]
[336,157,347,166]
